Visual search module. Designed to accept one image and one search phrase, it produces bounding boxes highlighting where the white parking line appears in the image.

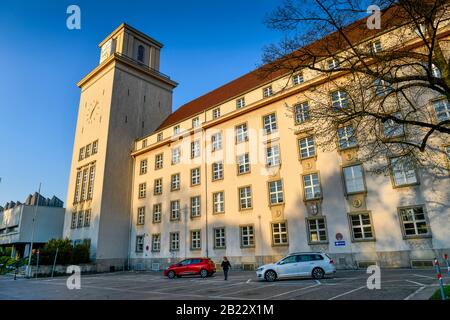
[405,279,425,286]
[262,284,320,300]
[404,286,426,300]
[328,285,366,300]
[412,274,435,279]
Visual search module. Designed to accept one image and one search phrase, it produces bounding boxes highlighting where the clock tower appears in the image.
[64,24,177,271]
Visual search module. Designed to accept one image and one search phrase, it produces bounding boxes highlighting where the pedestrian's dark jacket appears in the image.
[221,260,231,270]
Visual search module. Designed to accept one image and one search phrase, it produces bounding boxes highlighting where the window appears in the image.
[391,156,418,187]
[263,113,277,135]
[214,227,226,249]
[433,99,450,122]
[307,218,327,243]
[239,186,252,210]
[212,161,223,181]
[153,204,161,223]
[399,206,429,237]
[211,133,222,151]
[303,173,321,200]
[327,58,340,70]
[77,211,84,228]
[212,108,221,119]
[155,153,163,170]
[338,125,357,149]
[240,225,254,247]
[235,123,248,143]
[268,180,284,205]
[191,230,201,250]
[191,196,201,218]
[431,64,441,78]
[84,209,91,227]
[367,40,382,54]
[81,168,89,201]
[191,167,201,186]
[173,125,180,135]
[71,212,77,229]
[152,234,161,252]
[138,183,146,198]
[294,102,310,124]
[272,222,288,245]
[298,136,315,159]
[137,45,145,63]
[85,144,91,157]
[171,147,181,164]
[266,144,280,167]
[171,173,180,191]
[343,164,366,194]
[213,191,225,213]
[263,86,273,98]
[157,132,163,142]
[140,159,148,175]
[414,23,427,37]
[142,139,147,148]
[236,97,246,109]
[136,235,144,252]
[170,200,180,221]
[384,112,404,137]
[349,212,374,240]
[170,232,180,251]
[374,78,393,96]
[74,170,82,203]
[87,165,95,200]
[331,90,348,110]
[237,153,250,174]
[192,117,200,128]
[92,140,98,154]
[79,147,85,161]
[137,207,145,225]
[154,178,162,195]
[293,73,304,86]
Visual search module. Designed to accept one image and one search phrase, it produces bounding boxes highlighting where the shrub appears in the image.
[37,238,90,265]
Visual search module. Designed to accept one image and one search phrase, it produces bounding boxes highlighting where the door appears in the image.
[177,259,191,275]
[297,254,316,276]
[276,255,301,278]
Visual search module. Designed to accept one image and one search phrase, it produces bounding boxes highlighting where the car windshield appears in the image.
[279,255,297,264]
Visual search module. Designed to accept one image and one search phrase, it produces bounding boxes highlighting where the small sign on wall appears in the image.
[334,241,346,247]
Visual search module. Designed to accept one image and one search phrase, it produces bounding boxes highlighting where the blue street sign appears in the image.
[334,241,346,247]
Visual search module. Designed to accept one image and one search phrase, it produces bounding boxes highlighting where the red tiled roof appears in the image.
[157,4,406,130]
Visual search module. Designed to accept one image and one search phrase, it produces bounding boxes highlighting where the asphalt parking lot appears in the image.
[0,268,446,300]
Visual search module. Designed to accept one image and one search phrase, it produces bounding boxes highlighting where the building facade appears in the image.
[64,19,450,271]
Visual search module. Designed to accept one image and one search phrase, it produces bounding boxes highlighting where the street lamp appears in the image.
[26,183,41,278]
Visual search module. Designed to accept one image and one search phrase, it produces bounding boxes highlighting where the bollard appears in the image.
[444,254,450,276]
[434,258,447,300]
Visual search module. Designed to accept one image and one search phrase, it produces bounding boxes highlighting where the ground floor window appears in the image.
[307,218,328,243]
[398,206,430,237]
[271,222,288,245]
[191,230,201,250]
[170,232,180,251]
[240,225,255,247]
[152,234,161,252]
[135,235,144,252]
[214,227,226,249]
[349,212,375,241]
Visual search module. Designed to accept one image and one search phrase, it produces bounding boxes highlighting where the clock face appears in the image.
[85,100,101,125]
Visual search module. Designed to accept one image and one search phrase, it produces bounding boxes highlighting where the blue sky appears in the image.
[0,0,286,205]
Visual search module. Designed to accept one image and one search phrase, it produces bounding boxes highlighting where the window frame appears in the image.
[139,158,148,175]
[240,224,255,248]
[213,227,226,249]
[190,195,201,218]
[153,178,163,195]
[212,161,224,181]
[211,132,222,151]
[331,89,349,110]
[155,153,164,170]
[271,221,289,246]
[298,136,316,160]
[170,200,181,221]
[170,173,181,191]
[151,233,161,252]
[135,235,144,253]
[302,172,322,201]
[171,147,181,165]
[262,112,278,135]
[236,97,246,109]
[237,153,251,175]
[190,229,202,250]
[294,101,310,124]
[397,205,431,239]
[191,167,201,186]
[137,206,145,225]
[152,203,162,223]
[238,185,253,211]
[268,179,284,206]
[235,122,249,144]
[348,211,376,242]
[389,156,419,188]
[342,163,367,195]
[263,86,273,98]
[292,73,304,86]
[265,144,281,167]
[191,139,201,158]
[212,191,225,214]
[306,217,329,244]
[337,125,357,150]
[138,182,146,199]
[212,107,221,119]
[169,232,180,251]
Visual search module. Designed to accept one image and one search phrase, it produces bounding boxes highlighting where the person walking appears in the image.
[221,256,231,280]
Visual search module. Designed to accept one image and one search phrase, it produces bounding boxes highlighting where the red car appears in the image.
[164,258,216,279]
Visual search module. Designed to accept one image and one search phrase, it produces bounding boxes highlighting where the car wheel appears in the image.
[167,271,176,279]
[312,267,325,279]
[264,270,277,282]
[200,269,208,278]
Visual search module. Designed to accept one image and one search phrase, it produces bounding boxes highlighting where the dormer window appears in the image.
[212,108,221,119]
[157,132,163,142]
[327,58,340,70]
[293,73,304,86]
[263,86,273,98]
[137,45,145,63]
[236,97,246,109]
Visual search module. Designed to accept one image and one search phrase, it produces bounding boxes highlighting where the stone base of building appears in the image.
[95,258,129,272]
[129,248,449,271]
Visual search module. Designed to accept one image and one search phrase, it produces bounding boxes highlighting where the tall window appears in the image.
[81,168,89,201]
[272,222,288,245]
[235,123,248,143]
[303,173,321,200]
[191,230,201,250]
[154,178,162,195]
[331,90,348,110]
[171,147,181,164]
[240,225,255,247]
[213,191,225,213]
[263,113,277,135]
[84,209,91,227]
[77,211,84,228]
[399,206,429,237]
[85,144,91,157]
[327,58,340,70]
[211,133,222,151]
[170,200,180,221]
[74,170,82,203]
[298,136,315,159]
[212,108,221,119]
[237,153,250,174]
[153,204,161,223]
[92,140,98,154]
[349,212,374,240]
[155,153,163,170]
[368,40,382,54]
[307,218,327,243]
[391,156,418,187]
[294,102,310,124]
[433,99,450,122]
[173,125,180,135]
[236,97,246,109]
[87,165,95,200]
[157,132,163,142]
[140,159,148,175]
[192,117,200,128]
[239,186,252,210]
[263,86,273,98]
[137,45,145,63]
[170,232,180,251]
[71,212,77,229]
[268,180,284,205]
[266,145,280,167]
[191,196,201,218]
[137,207,145,225]
[191,167,201,186]
[212,161,224,181]
[214,227,226,249]
[343,164,366,194]
[151,234,161,252]
[135,235,144,252]
[384,112,404,137]
[338,125,357,149]
[138,183,146,198]
[171,173,180,191]
[191,140,200,158]
[79,147,85,161]
[142,139,147,148]
[293,73,304,86]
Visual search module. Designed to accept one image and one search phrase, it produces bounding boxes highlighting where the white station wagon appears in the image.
[256,252,336,281]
